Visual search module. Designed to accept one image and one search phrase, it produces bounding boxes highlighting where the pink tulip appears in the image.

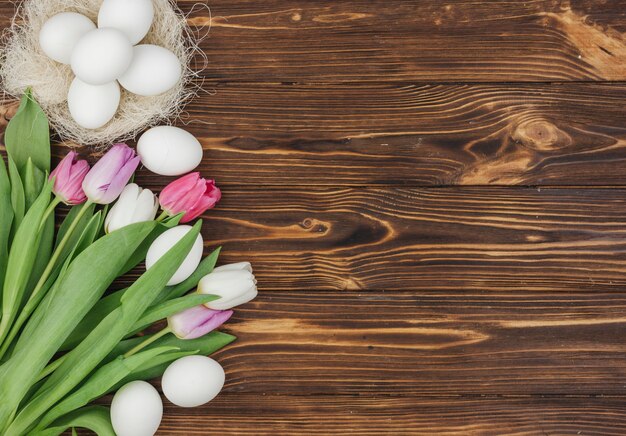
[159,172,221,223]
[49,151,90,205]
[82,144,140,204]
[168,305,233,340]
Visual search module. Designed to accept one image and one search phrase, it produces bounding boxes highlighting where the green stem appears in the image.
[38,327,172,382]
[123,327,171,358]
[40,196,62,230]
[156,210,169,222]
[0,201,93,359]
[32,200,93,301]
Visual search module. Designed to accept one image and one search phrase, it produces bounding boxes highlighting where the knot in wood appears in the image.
[511,119,571,151]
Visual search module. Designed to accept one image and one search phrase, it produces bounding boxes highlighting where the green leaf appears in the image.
[0,180,51,347]
[9,222,203,434]
[0,209,106,360]
[73,211,102,255]
[56,203,95,248]
[132,293,219,333]
[0,155,14,293]
[71,427,77,436]
[23,212,54,305]
[60,288,126,351]
[7,157,24,239]
[4,88,50,175]
[36,406,114,436]
[0,220,158,430]
[22,158,44,210]
[36,346,176,431]
[115,331,236,389]
[60,244,221,352]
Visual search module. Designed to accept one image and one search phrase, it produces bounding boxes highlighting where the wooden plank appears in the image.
[169,0,626,83]
[115,186,626,292]
[210,290,626,396]
[155,395,626,435]
[6,82,621,187]
[1,1,626,83]
[180,82,626,186]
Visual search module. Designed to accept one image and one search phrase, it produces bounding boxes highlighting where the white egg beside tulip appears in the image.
[68,78,120,129]
[39,13,96,64]
[111,380,162,436]
[146,225,203,286]
[70,28,133,85]
[162,356,225,407]
[118,45,182,96]
[98,0,155,45]
[137,126,203,176]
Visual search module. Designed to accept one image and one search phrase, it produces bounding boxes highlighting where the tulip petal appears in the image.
[132,188,158,222]
[213,262,252,273]
[100,156,141,204]
[50,151,89,205]
[198,269,257,310]
[82,144,140,204]
[168,305,233,340]
[187,309,233,339]
[105,183,139,233]
[207,287,257,311]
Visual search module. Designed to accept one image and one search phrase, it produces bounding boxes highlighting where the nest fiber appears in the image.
[0,0,199,146]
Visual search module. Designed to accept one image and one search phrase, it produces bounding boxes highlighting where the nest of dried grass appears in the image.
[0,0,204,147]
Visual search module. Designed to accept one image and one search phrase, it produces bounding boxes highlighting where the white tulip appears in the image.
[198,262,257,310]
[104,183,158,233]
[146,225,204,286]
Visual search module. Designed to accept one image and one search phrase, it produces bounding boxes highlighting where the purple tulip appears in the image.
[49,151,90,205]
[82,144,140,204]
[168,305,233,340]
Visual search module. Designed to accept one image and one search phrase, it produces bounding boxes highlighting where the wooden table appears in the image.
[4,0,626,434]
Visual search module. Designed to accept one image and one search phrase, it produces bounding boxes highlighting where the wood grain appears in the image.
[155,395,626,435]
[114,186,626,293]
[172,82,626,186]
[7,82,620,187]
[3,1,626,83]
[202,291,626,396]
[159,0,626,83]
[2,0,626,433]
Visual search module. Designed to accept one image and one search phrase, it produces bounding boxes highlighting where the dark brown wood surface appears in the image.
[4,0,626,434]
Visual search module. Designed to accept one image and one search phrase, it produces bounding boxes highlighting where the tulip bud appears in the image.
[198,262,257,310]
[104,183,159,233]
[49,151,90,205]
[159,172,221,223]
[82,143,140,204]
[168,305,233,340]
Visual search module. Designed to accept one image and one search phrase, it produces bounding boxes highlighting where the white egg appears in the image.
[111,380,162,436]
[162,356,225,407]
[71,28,133,85]
[118,45,182,96]
[137,126,202,176]
[146,225,203,286]
[68,78,120,129]
[39,13,96,64]
[98,0,154,45]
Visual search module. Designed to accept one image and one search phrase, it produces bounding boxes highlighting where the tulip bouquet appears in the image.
[0,90,256,435]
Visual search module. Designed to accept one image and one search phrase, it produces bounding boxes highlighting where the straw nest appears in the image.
[0,0,202,147]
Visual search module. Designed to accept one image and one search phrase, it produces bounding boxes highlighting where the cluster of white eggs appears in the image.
[111,356,226,436]
[39,0,182,130]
